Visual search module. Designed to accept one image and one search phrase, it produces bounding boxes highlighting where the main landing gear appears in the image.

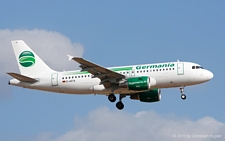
[180,87,186,100]
[108,94,116,102]
[108,94,126,110]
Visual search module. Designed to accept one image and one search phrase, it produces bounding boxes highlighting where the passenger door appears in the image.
[51,73,58,86]
[177,63,184,75]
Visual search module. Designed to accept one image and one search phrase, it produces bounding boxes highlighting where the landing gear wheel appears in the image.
[108,94,116,102]
[181,94,186,100]
[116,101,124,110]
[180,87,186,100]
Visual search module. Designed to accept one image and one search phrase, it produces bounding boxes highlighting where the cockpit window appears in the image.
[196,66,204,69]
[192,66,204,69]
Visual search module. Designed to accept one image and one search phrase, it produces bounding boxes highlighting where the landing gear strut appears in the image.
[116,94,126,110]
[180,87,186,100]
[108,85,118,103]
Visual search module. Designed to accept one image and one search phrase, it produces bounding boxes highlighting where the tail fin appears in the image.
[11,40,55,76]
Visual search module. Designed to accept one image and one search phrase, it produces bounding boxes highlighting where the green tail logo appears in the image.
[19,51,35,67]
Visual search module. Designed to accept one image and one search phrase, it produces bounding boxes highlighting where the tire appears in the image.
[116,101,124,110]
[181,94,186,100]
[108,94,116,102]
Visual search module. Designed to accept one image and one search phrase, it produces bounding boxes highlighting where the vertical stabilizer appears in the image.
[11,40,55,76]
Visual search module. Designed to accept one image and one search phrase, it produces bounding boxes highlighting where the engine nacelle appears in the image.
[119,76,151,91]
[130,89,161,103]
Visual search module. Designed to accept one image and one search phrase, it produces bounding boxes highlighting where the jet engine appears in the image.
[119,76,151,91]
[130,89,161,102]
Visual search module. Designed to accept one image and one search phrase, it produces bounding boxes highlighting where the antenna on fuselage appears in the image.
[177,59,180,62]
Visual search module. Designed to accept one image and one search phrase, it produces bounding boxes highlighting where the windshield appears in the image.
[192,66,204,69]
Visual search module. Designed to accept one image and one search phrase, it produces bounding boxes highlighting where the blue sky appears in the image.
[0,1,225,141]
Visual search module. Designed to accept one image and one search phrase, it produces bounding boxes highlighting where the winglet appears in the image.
[67,55,83,61]
[67,55,74,61]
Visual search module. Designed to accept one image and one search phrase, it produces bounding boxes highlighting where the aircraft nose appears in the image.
[206,70,214,80]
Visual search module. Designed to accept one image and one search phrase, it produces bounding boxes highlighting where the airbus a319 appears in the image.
[7,40,213,110]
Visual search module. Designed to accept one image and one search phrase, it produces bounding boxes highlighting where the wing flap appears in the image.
[7,72,38,83]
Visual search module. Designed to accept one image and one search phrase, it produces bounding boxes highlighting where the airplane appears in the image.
[7,40,213,110]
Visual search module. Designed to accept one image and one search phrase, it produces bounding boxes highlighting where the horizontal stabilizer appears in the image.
[7,72,38,83]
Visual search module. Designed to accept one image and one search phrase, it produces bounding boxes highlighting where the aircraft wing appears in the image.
[68,56,125,87]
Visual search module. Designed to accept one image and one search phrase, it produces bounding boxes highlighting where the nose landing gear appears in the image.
[180,87,186,100]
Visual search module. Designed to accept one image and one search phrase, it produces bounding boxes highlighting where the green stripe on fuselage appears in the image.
[62,67,133,76]
[63,71,89,75]
[110,67,133,71]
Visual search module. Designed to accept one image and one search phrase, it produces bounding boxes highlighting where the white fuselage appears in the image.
[9,61,213,95]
